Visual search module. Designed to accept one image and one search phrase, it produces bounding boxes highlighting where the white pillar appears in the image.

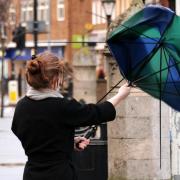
[106,57,171,180]
[176,0,180,15]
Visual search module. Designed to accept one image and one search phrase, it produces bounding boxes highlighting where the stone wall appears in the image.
[106,58,171,180]
[96,79,107,103]
[73,48,97,103]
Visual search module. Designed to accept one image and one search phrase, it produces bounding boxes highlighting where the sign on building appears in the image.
[8,80,18,105]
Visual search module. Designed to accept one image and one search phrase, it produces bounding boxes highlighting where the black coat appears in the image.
[11,96,116,180]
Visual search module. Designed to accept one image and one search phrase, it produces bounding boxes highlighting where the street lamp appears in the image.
[99,0,116,143]
[101,0,116,27]
[0,22,7,118]
[101,0,115,56]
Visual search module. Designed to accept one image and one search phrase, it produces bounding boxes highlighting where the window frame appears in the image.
[21,0,49,23]
[21,0,33,22]
[92,0,115,25]
[57,0,65,21]
[9,4,16,25]
[38,0,49,23]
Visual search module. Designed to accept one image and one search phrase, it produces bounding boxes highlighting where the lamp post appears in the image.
[101,0,116,56]
[99,0,116,141]
[0,22,6,118]
[101,0,116,27]
[33,0,38,55]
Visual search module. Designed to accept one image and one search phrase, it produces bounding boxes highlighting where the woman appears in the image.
[11,52,131,180]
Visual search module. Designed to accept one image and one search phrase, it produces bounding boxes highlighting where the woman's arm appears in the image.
[62,83,131,127]
[107,83,131,107]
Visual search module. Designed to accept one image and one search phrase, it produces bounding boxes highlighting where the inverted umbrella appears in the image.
[107,5,180,112]
[106,5,180,169]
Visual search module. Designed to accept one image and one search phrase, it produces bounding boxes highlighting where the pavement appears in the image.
[0,106,27,180]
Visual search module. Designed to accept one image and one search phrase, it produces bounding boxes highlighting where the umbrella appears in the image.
[106,4,180,169]
[107,5,180,112]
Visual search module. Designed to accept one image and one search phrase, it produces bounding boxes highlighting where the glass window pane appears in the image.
[58,0,64,5]
[57,0,65,20]
[29,10,33,21]
[92,0,97,24]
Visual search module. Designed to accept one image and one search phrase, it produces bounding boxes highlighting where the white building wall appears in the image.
[171,109,180,178]
[176,0,180,15]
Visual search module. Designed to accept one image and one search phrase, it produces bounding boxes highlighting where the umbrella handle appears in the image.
[77,78,125,143]
[75,126,97,149]
[128,81,133,87]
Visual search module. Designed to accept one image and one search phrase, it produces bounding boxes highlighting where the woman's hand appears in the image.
[74,137,90,151]
[107,82,131,107]
[118,83,131,100]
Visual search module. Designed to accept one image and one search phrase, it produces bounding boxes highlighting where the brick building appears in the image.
[5,0,92,75]
[3,0,173,84]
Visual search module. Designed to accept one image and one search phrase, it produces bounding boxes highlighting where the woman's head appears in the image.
[26,52,64,90]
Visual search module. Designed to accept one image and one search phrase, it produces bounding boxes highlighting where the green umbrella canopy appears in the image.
[107,5,180,112]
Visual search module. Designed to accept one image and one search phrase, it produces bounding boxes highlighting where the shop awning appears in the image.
[5,47,64,61]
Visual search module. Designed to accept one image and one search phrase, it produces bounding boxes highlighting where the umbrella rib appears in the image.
[161,47,170,97]
[115,24,159,43]
[97,77,125,103]
[125,44,132,81]
[129,41,162,80]
[132,60,180,84]
[87,10,158,42]
[136,81,180,86]
[133,86,179,96]
[163,47,180,96]
[123,13,175,81]
[109,40,159,44]
[85,77,125,139]
[61,41,159,44]
[164,47,180,78]
[81,77,125,139]
[159,48,163,169]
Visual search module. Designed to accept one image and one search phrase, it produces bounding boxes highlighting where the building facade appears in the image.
[3,0,92,95]
[7,0,92,62]
[3,0,138,91]
[2,1,179,179]
[106,0,177,179]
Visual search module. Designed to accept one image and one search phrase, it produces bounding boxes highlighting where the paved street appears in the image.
[0,107,27,180]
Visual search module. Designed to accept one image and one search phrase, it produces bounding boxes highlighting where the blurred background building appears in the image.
[1,0,134,99]
[0,0,180,180]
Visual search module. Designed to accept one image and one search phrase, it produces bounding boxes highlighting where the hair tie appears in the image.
[31,54,37,60]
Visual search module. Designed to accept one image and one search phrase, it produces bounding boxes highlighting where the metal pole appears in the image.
[11,59,15,80]
[0,23,6,118]
[107,15,111,27]
[47,0,51,51]
[101,14,112,141]
[0,48,5,118]
[33,0,38,55]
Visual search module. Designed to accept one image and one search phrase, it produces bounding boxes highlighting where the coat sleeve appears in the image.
[61,98,116,127]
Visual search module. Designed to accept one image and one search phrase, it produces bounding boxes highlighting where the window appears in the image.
[57,0,65,21]
[38,0,49,22]
[92,0,115,25]
[9,4,16,25]
[21,0,33,22]
[92,0,106,25]
[21,0,49,23]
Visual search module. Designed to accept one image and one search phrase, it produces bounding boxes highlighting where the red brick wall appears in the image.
[65,0,92,63]
[28,0,69,42]
[10,0,92,63]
